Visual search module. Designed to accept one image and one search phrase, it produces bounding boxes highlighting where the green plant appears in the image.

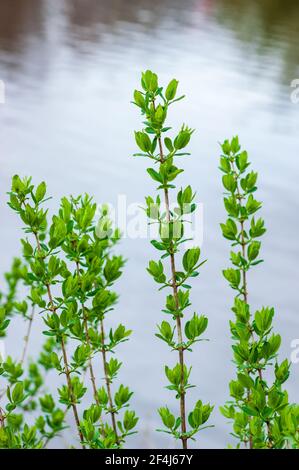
[132,70,213,448]
[0,258,27,327]
[219,136,299,448]
[5,175,137,448]
[0,260,66,448]
[60,196,138,447]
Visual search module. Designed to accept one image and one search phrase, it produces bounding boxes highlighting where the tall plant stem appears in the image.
[239,216,253,449]
[60,333,85,448]
[75,262,100,407]
[239,220,248,303]
[20,305,35,364]
[43,407,68,449]
[233,164,253,449]
[233,163,270,448]
[33,233,85,448]
[0,306,36,401]
[83,308,100,406]
[157,132,187,450]
[0,407,5,428]
[99,318,119,445]
[232,161,248,304]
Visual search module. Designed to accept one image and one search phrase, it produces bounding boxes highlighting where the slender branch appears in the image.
[75,261,100,407]
[43,407,68,449]
[231,160,248,302]
[134,74,211,447]
[0,406,5,428]
[60,335,84,446]
[83,309,100,405]
[157,129,187,450]
[33,233,85,448]
[99,319,119,445]
[20,305,35,364]
[232,162,253,449]
[233,160,271,448]
[0,292,35,400]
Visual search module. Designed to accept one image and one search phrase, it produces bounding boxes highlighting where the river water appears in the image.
[0,0,299,448]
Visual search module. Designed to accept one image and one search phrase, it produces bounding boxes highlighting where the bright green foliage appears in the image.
[60,195,137,447]
[0,258,27,336]
[132,70,213,448]
[5,175,137,448]
[219,136,299,448]
[0,259,65,448]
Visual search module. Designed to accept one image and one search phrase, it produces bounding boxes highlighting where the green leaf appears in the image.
[223,268,241,289]
[164,137,173,152]
[147,260,166,284]
[222,174,237,193]
[185,314,208,340]
[135,131,152,153]
[229,380,244,400]
[182,247,200,272]
[165,79,179,101]
[275,360,290,384]
[220,219,238,240]
[147,168,163,183]
[254,307,274,335]
[158,407,175,429]
[174,131,190,150]
[219,157,231,174]
[123,410,138,432]
[35,182,47,203]
[11,382,24,404]
[133,90,145,108]
[247,241,261,262]
[236,151,249,172]
[141,70,158,92]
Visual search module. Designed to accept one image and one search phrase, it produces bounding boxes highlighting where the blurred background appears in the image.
[0,0,299,448]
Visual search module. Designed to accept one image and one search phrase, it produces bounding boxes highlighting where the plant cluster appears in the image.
[0,258,65,448]
[219,137,299,448]
[0,177,137,449]
[132,70,213,449]
[0,71,298,450]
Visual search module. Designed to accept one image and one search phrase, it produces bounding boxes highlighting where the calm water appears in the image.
[0,0,299,448]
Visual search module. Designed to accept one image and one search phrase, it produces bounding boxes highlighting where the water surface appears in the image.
[0,0,299,448]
